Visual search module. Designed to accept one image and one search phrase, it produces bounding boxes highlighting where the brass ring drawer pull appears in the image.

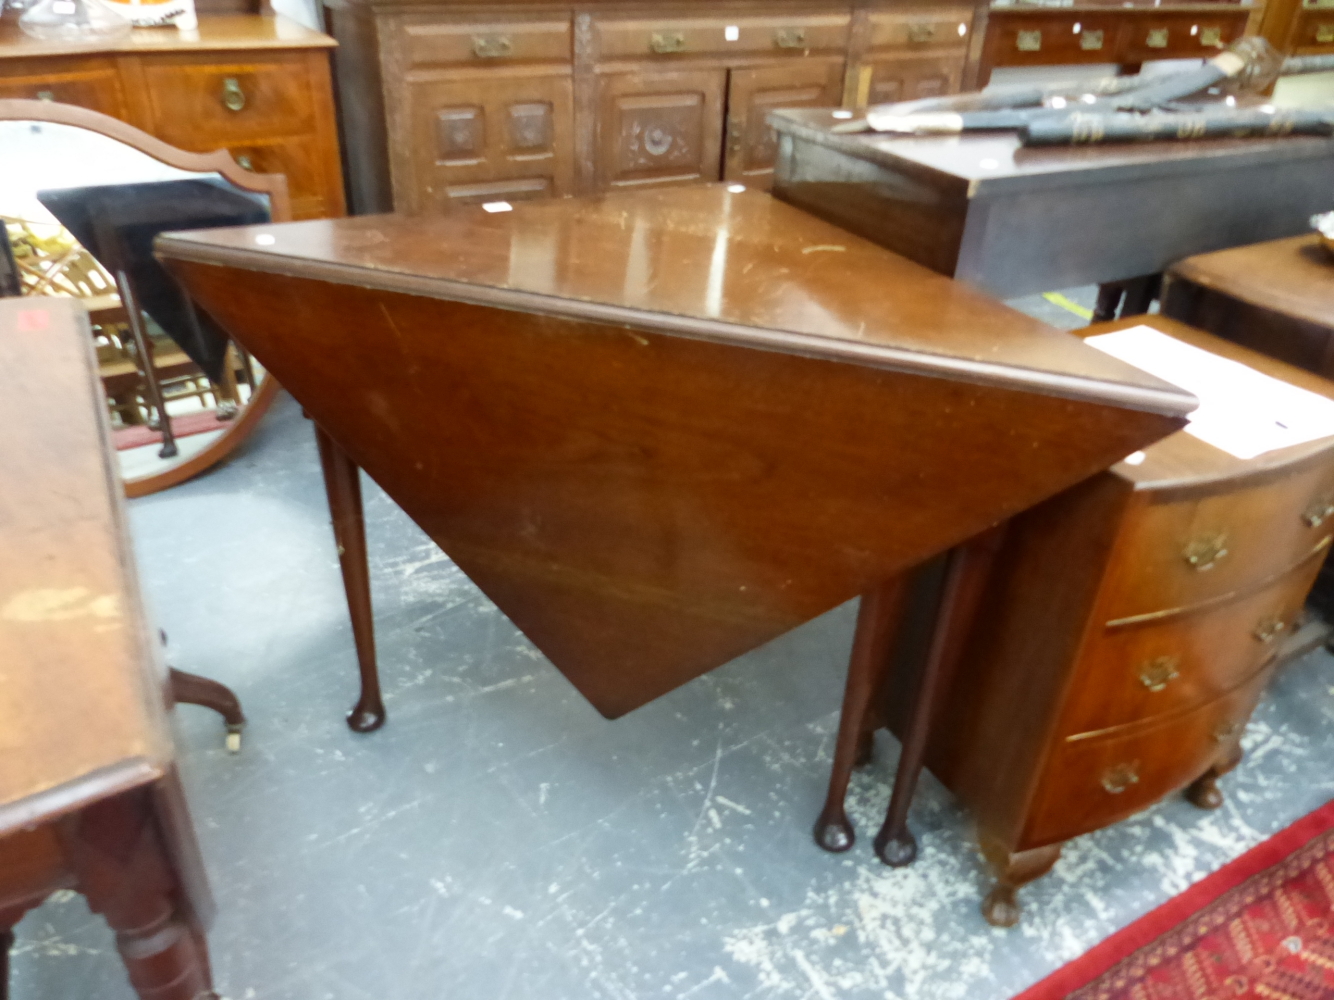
[1213,719,1243,742]
[1303,496,1334,528]
[1101,762,1140,794]
[221,78,246,113]
[472,35,513,58]
[234,154,254,171]
[1253,615,1287,643]
[650,31,687,53]
[1138,656,1180,692]
[1146,28,1170,48]
[1183,533,1228,571]
[1016,29,1042,51]
[907,23,937,43]
[774,27,807,48]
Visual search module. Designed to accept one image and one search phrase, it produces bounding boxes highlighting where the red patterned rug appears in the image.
[1016,799,1334,1000]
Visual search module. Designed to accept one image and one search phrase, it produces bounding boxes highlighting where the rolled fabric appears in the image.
[1020,107,1334,146]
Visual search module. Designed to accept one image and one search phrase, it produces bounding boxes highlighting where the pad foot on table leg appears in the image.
[874,827,918,868]
[813,807,856,853]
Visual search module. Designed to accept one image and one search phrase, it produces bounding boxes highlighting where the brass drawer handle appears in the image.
[1080,28,1104,50]
[650,31,687,53]
[1138,656,1180,692]
[221,78,246,113]
[1101,762,1140,794]
[1213,719,1243,742]
[1146,27,1170,48]
[774,27,807,48]
[1199,25,1224,47]
[472,35,513,58]
[235,154,254,171]
[1304,496,1334,528]
[907,22,937,43]
[1319,23,1334,43]
[1183,533,1228,571]
[1253,614,1287,643]
[1016,29,1042,51]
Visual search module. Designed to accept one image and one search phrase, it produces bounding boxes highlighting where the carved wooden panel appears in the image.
[405,72,574,212]
[596,69,725,190]
[724,59,843,187]
[866,52,965,105]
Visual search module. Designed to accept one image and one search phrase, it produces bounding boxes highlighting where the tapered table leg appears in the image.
[873,529,1002,867]
[814,577,908,852]
[313,425,385,733]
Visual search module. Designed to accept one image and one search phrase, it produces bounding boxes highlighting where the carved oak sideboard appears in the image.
[324,0,990,214]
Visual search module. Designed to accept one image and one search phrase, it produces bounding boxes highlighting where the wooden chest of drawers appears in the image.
[0,14,345,220]
[911,315,1334,926]
[977,2,1261,86]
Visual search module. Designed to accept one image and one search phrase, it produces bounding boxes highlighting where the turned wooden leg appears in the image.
[814,578,909,853]
[1119,274,1162,318]
[313,424,385,733]
[169,669,245,753]
[1,928,11,1000]
[873,528,1003,868]
[980,838,1063,928]
[60,791,215,1000]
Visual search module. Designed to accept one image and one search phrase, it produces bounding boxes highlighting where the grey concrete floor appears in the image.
[11,290,1334,1000]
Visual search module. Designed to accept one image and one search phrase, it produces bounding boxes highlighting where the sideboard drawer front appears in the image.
[1120,13,1248,61]
[224,138,331,221]
[1100,463,1334,622]
[401,18,572,69]
[1025,668,1268,847]
[868,8,975,52]
[1062,553,1323,737]
[0,58,126,118]
[987,15,1123,65]
[595,15,850,61]
[141,54,317,144]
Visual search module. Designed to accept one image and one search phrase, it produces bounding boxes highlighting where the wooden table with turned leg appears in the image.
[0,297,218,1000]
[156,185,1195,866]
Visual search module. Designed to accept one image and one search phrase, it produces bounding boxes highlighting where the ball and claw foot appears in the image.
[1185,773,1224,810]
[874,828,918,868]
[347,699,386,733]
[982,885,1021,928]
[225,724,243,754]
[813,810,856,853]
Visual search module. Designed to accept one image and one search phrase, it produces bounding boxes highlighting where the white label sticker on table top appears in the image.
[1086,325,1334,460]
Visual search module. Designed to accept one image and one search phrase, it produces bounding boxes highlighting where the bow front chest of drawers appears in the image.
[0,13,345,220]
[911,315,1334,927]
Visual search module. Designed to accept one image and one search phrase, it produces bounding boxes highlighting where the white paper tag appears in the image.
[1086,325,1334,460]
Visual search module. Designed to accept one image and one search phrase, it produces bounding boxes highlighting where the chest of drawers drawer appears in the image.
[1059,549,1326,738]
[1099,462,1334,623]
[1025,665,1267,847]
[0,57,126,118]
[1119,12,1248,61]
[594,14,850,60]
[139,53,318,145]
[989,14,1125,64]
[399,17,572,69]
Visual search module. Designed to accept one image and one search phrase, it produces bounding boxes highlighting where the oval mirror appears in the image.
[0,99,289,496]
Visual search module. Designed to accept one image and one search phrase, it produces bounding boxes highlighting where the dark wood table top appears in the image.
[157,185,1190,414]
[0,298,171,836]
[156,185,1195,717]
[770,108,1334,197]
[1167,234,1334,334]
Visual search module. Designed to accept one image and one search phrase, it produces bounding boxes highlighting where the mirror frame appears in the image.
[0,98,292,498]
